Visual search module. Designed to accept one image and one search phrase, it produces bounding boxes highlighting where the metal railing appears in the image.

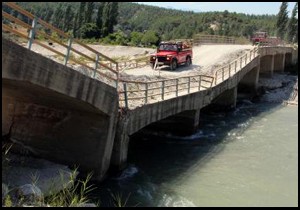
[119,75,214,108]
[194,35,236,45]
[214,47,259,85]
[108,55,149,71]
[2,2,119,88]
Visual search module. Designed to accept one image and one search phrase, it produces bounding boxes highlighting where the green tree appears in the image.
[52,3,64,29]
[102,2,110,37]
[85,2,94,23]
[276,2,289,40]
[130,31,143,46]
[72,2,86,38]
[141,30,159,46]
[80,23,100,39]
[287,3,298,43]
[96,2,104,38]
[109,2,118,33]
[63,5,74,32]
[73,12,79,37]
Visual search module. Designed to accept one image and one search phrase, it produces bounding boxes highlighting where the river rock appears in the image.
[16,184,43,204]
[2,153,78,197]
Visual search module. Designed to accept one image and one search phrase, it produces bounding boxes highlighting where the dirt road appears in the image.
[121,44,254,80]
[30,42,253,82]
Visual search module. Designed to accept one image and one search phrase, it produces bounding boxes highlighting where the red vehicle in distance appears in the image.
[251,31,268,45]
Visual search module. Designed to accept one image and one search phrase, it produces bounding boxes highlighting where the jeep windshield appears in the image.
[159,44,178,51]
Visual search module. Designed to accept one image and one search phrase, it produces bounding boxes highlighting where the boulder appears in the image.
[16,184,43,204]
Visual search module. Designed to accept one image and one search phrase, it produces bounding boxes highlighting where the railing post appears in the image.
[250,51,252,60]
[27,16,38,50]
[222,67,225,81]
[245,54,247,65]
[116,63,119,89]
[235,60,237,73]
[161,81,165,100]
[199,75,202,90]
[123,83,128,108]
[93,53,99,78]
[64,38,73,65]
[214,72,217,85]
[145,83,148,104]
[176,79,179,97]
[188,77,191,93]
[228,64,231,77]
[240,57,242,68]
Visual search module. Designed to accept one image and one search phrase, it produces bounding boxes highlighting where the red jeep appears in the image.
[150,41,193,70]
[251,31,267,45]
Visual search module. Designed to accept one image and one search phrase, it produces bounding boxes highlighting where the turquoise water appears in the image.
[92,101,298,207]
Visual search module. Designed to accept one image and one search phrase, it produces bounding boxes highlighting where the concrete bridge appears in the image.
[2,2,298,180]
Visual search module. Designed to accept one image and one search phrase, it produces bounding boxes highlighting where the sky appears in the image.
[136,2,297,16]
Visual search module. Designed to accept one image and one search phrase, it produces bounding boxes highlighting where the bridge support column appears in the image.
[285,53,293,67]
[110,118,129,171]
[238,66,259,94]
[169,109,201,135]
[259,55,274,78]
[274,54,285,72]
[210,87,237,110]
[144,109,201,136]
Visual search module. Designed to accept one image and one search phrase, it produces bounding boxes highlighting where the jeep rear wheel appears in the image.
[170,59,177,71]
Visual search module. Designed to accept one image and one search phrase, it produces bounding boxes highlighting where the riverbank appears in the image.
[258,73,298,105]
[1,151,97,207]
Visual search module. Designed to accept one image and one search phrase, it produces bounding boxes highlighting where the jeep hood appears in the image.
[153,51,177,56]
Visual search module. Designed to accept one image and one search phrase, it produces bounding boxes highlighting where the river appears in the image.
[91,100,298,207]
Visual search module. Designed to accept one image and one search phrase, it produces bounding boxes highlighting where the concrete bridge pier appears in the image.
[260,54,274,77]
[238,66,260,94]
[145,110,201,136]
[110,117,130,171]
[285,53,293,68]
[110,109,201,171]
[210,87,237,110]
[274,53,285,73]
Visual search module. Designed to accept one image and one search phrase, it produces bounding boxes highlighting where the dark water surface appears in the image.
[91,101,298,207]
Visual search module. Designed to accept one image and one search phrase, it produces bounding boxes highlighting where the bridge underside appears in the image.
[2,79,116,180]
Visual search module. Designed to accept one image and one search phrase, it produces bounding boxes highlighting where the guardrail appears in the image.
[108,56,149,71]
[194,35,236,45]
[214,47,259,85]
[119,75,214,108]
[2,2,119,88]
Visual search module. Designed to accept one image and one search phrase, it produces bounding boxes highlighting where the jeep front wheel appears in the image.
[186,57,191,66]
[170,59,177,71]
